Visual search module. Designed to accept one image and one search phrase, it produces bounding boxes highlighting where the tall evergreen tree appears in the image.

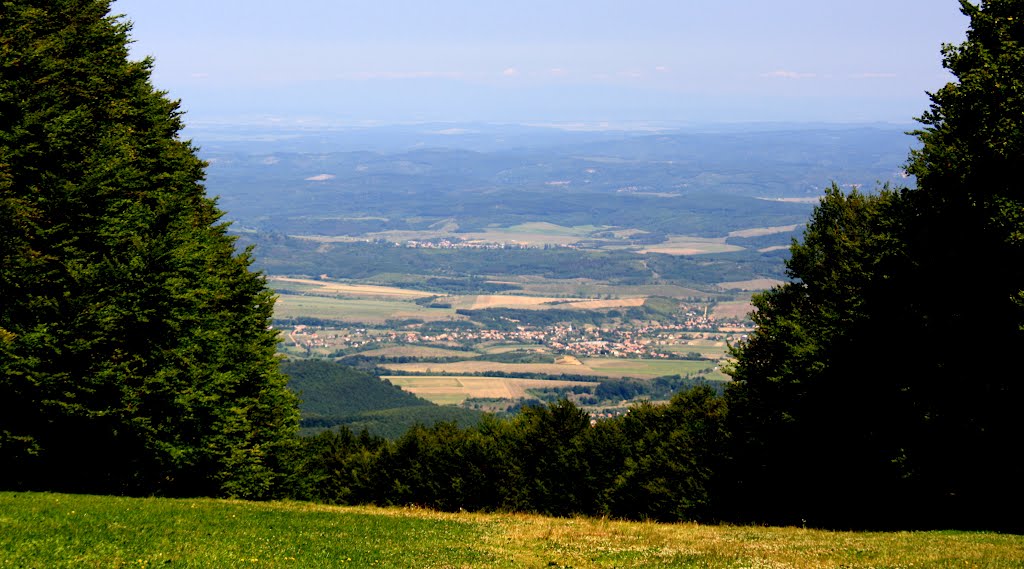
[0,1,298,497]
[727,0,1024,530]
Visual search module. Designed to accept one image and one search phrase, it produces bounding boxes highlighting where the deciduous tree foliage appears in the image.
[727,0,1024,530]
[283,390,728,522]
[0,1,298,497]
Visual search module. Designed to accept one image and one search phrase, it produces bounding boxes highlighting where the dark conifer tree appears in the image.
[727,0,1024,530]
[0,1,298,497]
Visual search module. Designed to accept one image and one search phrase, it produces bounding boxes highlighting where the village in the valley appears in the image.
[281,306,749,363]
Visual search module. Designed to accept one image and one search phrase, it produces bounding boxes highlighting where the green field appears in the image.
[2,493,1021,568]
[274,293,459,323]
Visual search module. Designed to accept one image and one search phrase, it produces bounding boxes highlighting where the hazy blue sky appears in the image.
[111,0,970,126]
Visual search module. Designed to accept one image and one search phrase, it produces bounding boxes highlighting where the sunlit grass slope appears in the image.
[2,493,1022,568]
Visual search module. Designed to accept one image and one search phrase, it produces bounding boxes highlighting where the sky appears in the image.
[111,0,970,127]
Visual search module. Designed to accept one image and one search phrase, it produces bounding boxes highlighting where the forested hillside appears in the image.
[281,360,482,437]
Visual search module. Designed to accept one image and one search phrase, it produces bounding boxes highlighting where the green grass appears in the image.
[2,493,1022,568]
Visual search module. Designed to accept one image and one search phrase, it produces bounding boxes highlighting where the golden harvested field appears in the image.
[711,300,754,320]
[385,376,598,404]
[287,234,373,243]
[460,295,569,310]
[451,294,647,311]
[727,224,801,238]
[382,358,725,380]
[717,278,784,291]
[665,341,730,360]
[479,343,547,354]
[637,235,745,256]
[363,222,613,247]
[566,297,646,309]
[381,361,595,377]
[503,277,712,300]
[580,358,726,380]
[273,294,458,323]
[268,277,432,298]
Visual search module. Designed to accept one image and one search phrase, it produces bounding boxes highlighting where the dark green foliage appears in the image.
[595,375,719,403]
[471,349,555,364]
[281,360,483,438]
[284,427,388,505]
[493,400,597,516]
[382,422,496,511]
[282,359,430,419]
[312,406,486,440]
[285,391,729,522]
[727,0,1024,530]
[0,2,297,498]
[606,387,728,522]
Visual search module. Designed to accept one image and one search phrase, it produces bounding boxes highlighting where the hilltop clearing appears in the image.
[3,493,1021,568]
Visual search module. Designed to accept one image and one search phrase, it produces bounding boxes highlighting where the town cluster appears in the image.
[285,315,746,362]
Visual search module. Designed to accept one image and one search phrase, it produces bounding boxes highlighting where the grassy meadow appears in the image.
[2,492,1021,568]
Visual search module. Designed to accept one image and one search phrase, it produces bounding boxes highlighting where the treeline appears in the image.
[528,374,718,406]
[284,390,728,522]
[307,406,485,440]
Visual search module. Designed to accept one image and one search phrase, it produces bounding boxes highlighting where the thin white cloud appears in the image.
[548,67,568,77]
[762,70,817,79]
[305,174,335,181]
[502,67,519,77]
[654,66,670,73]
[852,72,898,79]
[342,71,465,80]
